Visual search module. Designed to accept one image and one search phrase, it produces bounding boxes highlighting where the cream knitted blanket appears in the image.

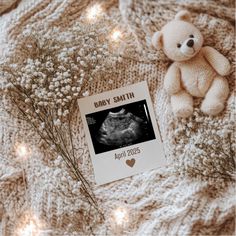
[0,0,235,235]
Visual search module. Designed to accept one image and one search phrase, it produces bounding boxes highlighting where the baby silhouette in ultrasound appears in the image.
[96,108,144,146]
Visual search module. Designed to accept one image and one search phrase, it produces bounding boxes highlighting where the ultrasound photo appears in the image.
[86,100,156,154]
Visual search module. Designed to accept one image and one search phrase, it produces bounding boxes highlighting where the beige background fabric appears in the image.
[0,0,235,235]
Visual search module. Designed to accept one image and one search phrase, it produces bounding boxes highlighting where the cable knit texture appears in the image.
[0,0,235,235]
[0,0,19,15]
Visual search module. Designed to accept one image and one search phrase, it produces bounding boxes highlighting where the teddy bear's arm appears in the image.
[202,46,231,76]
[164,64,181,95]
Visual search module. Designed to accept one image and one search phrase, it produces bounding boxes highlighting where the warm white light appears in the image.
[113,207,128,225]
[110,30,122,42]
[86,4,102,20]
[18,220,39,236]
[16,143,30,159]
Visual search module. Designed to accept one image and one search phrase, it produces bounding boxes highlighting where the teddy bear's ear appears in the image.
[152,31,163,50]
[175,10,191,22]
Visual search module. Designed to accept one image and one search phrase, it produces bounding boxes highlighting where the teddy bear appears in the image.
[152,10,231,118]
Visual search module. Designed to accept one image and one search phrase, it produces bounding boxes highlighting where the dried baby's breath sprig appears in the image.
[170,108,235,181]
[1,15,125,222]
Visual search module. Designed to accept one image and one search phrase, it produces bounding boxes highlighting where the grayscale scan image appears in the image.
[85,100,156,154]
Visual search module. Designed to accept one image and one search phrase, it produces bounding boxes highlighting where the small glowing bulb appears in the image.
[20,220,38,236]
[86,4,102,20]
[113,207,128,225]
[16,143,30,159]
[111,30,122,42]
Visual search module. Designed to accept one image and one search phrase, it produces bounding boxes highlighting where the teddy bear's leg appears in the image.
[201,76,229,115]
[171,90,193,118]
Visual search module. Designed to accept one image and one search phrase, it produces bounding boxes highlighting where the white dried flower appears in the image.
[169,109,235,180]
[54,119,61,126]
[82,91,89,97]
[25,98,31,103]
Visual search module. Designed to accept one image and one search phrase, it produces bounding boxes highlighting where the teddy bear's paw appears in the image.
[201,100,224,116]
[173,105,193,118]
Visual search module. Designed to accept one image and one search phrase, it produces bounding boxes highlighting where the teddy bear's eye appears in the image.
[177,43,181,48]
[189,34,194,38]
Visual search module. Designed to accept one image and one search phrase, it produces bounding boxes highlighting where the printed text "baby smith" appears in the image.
[94,92,135,108]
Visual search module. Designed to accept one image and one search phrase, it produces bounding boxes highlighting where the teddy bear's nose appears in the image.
[187,39,194,47]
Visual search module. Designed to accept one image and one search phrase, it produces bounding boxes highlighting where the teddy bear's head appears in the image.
[152,10,203,62]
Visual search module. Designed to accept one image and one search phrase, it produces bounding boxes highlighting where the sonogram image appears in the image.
[85,100,156,154]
